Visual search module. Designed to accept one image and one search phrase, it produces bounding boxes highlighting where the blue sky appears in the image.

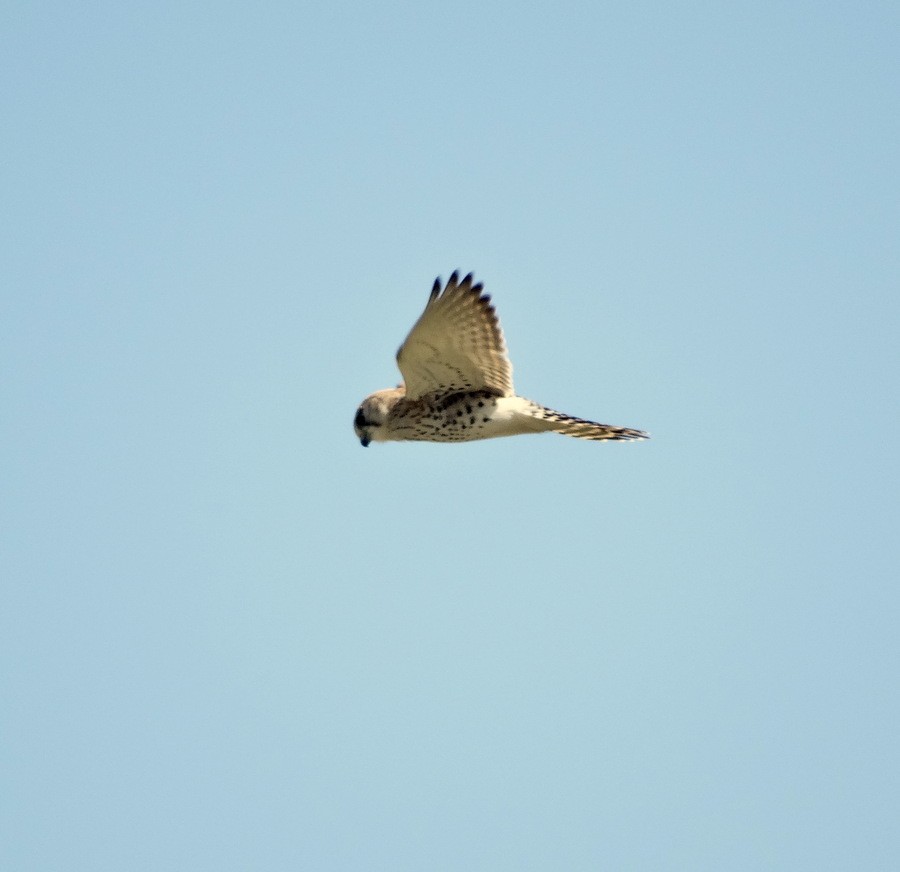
[2,2,898,870]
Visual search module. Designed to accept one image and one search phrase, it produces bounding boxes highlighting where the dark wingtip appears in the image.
[434,270,482,299]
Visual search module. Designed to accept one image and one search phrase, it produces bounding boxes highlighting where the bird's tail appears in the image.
[529,404,649,442]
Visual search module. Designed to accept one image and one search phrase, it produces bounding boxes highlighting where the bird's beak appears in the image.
[360,435,370,447]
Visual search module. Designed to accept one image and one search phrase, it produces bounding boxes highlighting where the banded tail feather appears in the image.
[532,405,649,442]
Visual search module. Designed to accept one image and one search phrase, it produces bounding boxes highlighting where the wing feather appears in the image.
[396,272,514,400]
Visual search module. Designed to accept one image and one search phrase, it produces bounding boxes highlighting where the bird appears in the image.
[354,271,648,447]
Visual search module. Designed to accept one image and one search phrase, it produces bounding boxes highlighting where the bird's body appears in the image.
[354,272,648,447]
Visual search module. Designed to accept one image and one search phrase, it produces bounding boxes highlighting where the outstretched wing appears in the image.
[396,271,514,400]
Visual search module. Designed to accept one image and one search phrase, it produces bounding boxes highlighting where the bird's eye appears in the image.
[354,408,367,428]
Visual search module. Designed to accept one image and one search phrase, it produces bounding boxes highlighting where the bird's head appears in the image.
[353,390,398,447]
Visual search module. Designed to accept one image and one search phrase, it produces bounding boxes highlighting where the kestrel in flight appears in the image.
[354,271,649,447]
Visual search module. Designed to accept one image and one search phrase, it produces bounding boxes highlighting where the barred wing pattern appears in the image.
[396,271,514,400]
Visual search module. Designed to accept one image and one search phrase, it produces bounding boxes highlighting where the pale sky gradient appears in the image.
[2,2,898,870]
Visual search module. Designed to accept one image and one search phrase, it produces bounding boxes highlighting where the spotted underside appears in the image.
[386,390,505,442]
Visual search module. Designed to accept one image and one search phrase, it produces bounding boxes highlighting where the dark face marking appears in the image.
[354,408,367,429]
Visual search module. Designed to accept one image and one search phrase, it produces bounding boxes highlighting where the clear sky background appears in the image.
[2,2,898,870]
